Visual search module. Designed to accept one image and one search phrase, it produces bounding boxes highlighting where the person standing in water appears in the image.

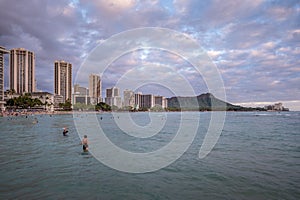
[63,127,69,136]
[81,135,89,152]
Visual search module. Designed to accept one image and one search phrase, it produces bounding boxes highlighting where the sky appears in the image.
[0,0,299,110]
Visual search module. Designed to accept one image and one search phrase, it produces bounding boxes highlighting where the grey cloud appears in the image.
[0,0,299,107]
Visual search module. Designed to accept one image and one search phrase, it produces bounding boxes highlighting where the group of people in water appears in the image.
[63,127,89,152]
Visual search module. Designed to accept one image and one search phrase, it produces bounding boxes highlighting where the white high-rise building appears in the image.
[105,86,122,108]
[154,96,168,109]
[134,92,142,109]
[54,60,72,103]
[10,48,35,94]
[89,74,101,104]
[123,89,135,107]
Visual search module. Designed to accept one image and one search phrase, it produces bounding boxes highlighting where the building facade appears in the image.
[0,46,9,110]
[154,96,168,109]
[123,89,135,108]
[10,48,35,94]
[141,94,154,109]
[89,74,101,104]
[74,84,89,95]
[105,87,122,108]
[134,92,142,109]
[264,102,288,111]
[31,92,54,111]
[72,84,89,105]
[54,60,72,103]
[53,95,64,110]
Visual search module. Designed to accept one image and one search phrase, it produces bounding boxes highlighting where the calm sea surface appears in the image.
[0,112,299,199]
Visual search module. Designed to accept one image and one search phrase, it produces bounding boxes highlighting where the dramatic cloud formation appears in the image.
[0,0,299,110]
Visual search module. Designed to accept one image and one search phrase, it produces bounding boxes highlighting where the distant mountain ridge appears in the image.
[167,93,246,111]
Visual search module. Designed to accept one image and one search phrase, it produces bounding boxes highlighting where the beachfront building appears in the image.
[105,87,122,108]
[134,92,142,109]
[10,48,36,94]
[154,95,168,109]
[53,95,64,110]
[0,46,10,111]
[89,74,101,104]
[31,92,54,111]
[141,94,154,109]
[123,89,135,108]
[274,103,283,111]
[54,60,72,103]
[264,102,289,111]
[72,84,90,105]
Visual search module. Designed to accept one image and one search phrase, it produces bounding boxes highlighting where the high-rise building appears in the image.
[134,92,142,109]
[10,48,35,94]
[105,86,122,108]
[106,86,120,98]
[54,60,72,103]
[123,89,135,107]
[154,96,168,109]
[0,46,9,110]
[141,94,154,109]
[89,74,101,104]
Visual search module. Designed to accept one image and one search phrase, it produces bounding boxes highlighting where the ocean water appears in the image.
[0,112,299,199]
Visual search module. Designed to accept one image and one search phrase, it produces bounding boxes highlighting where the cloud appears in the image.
[84,0,136,15]
[0,0,299,109]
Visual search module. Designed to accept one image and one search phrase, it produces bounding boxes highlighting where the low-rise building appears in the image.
[31,92,54,111]
[264,102,289,111]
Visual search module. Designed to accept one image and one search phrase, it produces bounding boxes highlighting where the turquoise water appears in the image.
[0,112,299,199]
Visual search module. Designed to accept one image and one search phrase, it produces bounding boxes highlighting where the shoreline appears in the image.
[1,109,292,118]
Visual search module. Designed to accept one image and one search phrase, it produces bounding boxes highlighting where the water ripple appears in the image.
[0,112,299,199]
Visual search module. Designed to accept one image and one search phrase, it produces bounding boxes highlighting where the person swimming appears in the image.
[81,135,89,152]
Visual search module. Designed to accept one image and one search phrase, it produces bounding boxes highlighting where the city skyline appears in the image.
[0,1,299,110]
[0,41,296,110]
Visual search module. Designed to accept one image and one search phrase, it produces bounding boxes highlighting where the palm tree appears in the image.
[6,89,16,99]
[44,96,49,110]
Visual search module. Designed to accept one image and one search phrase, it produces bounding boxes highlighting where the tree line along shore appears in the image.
[1,92,287,117]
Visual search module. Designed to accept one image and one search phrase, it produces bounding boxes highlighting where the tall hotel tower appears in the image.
[105,87,122,108]
[54,60,72,102]
[89,74,101,104]
[123,89,135,107]
[10,48,35,94]
[0,46,9,110]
